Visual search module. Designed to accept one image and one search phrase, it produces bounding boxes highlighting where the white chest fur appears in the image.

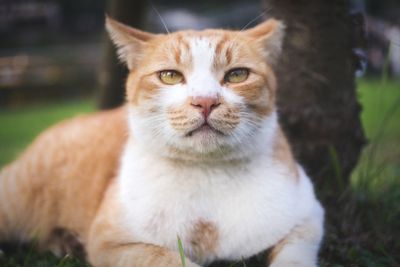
[116,139,317,265]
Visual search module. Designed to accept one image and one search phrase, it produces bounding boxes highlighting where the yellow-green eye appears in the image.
[224,68,249,83]
[159,70,184,85]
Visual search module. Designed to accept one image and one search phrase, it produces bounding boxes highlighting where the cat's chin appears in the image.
[164,144,243,163]
[183,124,233,154]
[165,132,246,162]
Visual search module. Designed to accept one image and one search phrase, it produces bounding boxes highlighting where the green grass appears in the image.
[320,78,400,267]
[0,78,399,266]
[353,78,400,198]
[0,247,89,267]
[357,79,400,139]
[177,236,187,267]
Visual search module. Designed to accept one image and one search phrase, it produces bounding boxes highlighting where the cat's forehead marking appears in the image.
[189,36,217,69]
[214,35,232,65]
[187,36,221,98]
[173,34,191,65]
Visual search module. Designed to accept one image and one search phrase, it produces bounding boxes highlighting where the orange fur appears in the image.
[0,107,127,253]
[268,237,290,264]
[189,220,219,261]
[0,17,315,267]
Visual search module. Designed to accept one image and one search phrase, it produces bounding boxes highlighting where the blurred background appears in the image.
[0,0,399,267]
[0,0,399,107]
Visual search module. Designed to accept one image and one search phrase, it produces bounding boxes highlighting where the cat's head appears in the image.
[106,16,285,161]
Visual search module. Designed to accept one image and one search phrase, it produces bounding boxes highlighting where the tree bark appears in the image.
[263,0,366,195]
[98,0,147,109]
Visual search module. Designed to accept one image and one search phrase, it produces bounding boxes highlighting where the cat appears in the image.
[0,16,324,267]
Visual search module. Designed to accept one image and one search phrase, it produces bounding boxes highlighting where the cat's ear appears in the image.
[105,15,155,69]
[244,19,285,66]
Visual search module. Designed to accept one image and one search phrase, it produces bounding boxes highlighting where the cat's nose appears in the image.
[190,96,221,118]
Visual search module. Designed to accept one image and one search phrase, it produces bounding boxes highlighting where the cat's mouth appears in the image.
[186,122,225,137]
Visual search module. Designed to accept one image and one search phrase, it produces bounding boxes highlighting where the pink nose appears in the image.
[191,96,221,118]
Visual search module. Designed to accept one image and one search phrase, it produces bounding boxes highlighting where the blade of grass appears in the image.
[329,146,344,192]
[177,236,186,267]
[55,254,71,267]
[380,41,392,86]
[23,238,38,267]
[358,94,400,190]
[241,257,247,267]
[356,41,400,191]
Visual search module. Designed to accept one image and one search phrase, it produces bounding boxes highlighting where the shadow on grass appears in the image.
[0,242,88,267]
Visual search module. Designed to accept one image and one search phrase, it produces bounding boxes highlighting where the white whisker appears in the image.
[150,1,170,34]
[240,7,271,31]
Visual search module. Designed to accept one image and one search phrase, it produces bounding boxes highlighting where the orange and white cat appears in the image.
[0,17,324,267]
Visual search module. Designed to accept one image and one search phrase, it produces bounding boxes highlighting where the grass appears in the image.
[0,78,399,266]
[0,247,89,267]
[354,79,400,192]
[353,78,400,200]
[320,78,400,267]
[178,236,187,267]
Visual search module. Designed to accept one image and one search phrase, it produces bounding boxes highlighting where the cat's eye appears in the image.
[159,70,184,85]
[224,68,249,83]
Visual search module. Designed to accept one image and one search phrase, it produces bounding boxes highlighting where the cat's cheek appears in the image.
[159,84,188,107]
[220,87,244,106]
[166,104,202,135]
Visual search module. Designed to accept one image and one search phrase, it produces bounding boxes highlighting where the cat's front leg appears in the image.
[87,190,202,267]
[87,217,201,267]
[268,203,324,267]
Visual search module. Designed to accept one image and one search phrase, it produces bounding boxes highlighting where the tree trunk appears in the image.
[263,0,366,196]
[98,0,147,109]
